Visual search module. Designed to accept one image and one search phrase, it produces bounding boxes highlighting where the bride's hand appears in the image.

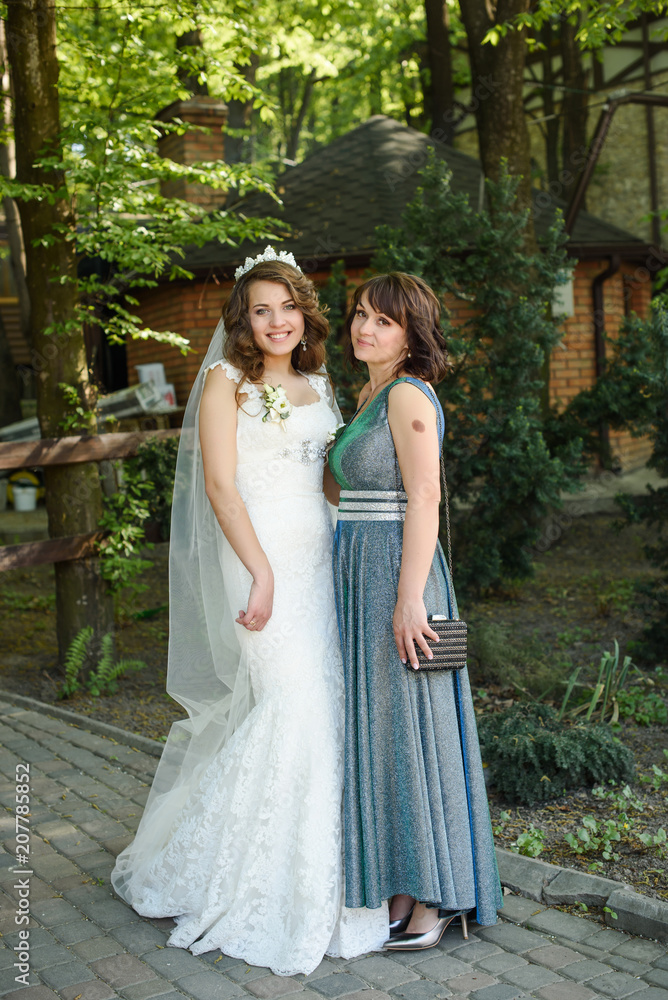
[393,597,439,670]
[236,572,274,631]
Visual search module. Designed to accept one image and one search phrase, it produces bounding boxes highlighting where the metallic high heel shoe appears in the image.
[384,910,469,951]
[389,905,415,937]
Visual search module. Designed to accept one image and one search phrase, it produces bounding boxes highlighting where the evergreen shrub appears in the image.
[370,153,585,592]
[478,703,635,804]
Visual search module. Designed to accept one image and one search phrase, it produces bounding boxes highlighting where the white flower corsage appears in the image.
[261,384,293,430]
[325,423,346,450]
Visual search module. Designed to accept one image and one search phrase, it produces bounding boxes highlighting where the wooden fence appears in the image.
[0,429,180,572]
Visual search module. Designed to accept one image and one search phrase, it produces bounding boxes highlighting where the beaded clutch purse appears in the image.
[414,616,467,671]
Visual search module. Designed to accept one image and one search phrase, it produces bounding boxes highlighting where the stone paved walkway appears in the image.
[0,698,667,1000]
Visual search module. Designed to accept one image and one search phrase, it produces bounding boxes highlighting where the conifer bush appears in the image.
[370,154,584,592]
[478,703,635,805]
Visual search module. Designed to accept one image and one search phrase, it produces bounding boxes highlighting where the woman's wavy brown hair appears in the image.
[222,260,329,401]
[344,272,452,384]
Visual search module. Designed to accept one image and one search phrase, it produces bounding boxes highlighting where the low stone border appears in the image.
[5,687,668,944]
[0,688,164,756]
[497,846,668,942]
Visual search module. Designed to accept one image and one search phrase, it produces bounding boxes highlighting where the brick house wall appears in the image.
[127,258,654,470]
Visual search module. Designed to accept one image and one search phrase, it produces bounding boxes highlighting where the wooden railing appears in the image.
[0,429,180,572]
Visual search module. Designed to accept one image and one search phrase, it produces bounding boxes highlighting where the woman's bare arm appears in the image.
[388,381,441,669]
[199,367,273,630]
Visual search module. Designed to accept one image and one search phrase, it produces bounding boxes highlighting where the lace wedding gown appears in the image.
[111,362,388,976]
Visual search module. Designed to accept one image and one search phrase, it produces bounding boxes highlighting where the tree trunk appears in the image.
[424,0,455,142]
[541,24,560,187]
[560,17,589,209]
[0,313,22,427]
[459,0,534,227]
[226,55,258,166]
[6,0,113,663]
[176,26,209,97]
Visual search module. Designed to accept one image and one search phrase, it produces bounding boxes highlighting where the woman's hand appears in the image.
[393,597,439,670]
[236,571,274,631]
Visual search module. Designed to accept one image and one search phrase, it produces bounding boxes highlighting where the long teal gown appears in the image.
[329,377,502,926]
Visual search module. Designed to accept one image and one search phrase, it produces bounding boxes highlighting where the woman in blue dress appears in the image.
[326,272,502,951]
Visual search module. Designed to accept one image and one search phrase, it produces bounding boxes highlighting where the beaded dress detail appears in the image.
[112,362,388,975]
[329,377,502,926]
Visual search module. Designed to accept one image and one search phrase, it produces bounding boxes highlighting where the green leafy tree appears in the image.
[2,0,276,662]
[373,153,583,591]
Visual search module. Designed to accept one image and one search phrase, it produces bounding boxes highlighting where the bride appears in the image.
[111,247,388,975]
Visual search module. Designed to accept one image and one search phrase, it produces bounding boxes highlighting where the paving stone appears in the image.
[468,984,529,1000]
[310,975,370,997]
[450,943,500,964]
[297,959,341,982]
[585,970,648,996]
[0,987,59,1000]
[559,959,620,983]
[550,938,605,963]
[580,928,629,951]
[606,955,654,977]
[59,981,118,1000]
[0,967,39,992]
[245,975,305,998]
[39,960,97,990]
[91,953,157,988]
[142,947,207,980]
[614,941,667,963]
[226,963,274,983]
[655,957,668,972]
[526,911,600,944]
[626,991,668,1000]
[533,985,598,1000]
[498,897,546,926]
[199,952,245,971]
[475,925,549,955]
[111,921,170,954]
[413,955,474,983]
[121,979,183,1000]
[348,957,420,989]
[50,918,101,944]
[647,973,668,990]
[495,850,561,904]
[390,981,451,999]
[525,945,589,970]
[76,896,139,929]
[72,935,126,962]
[339,991,393,1000]
[30,896,81,927]
[445,971,498,993]
[29,944,75,971]
[501,965,563,989]
[2,929,53,950]
[437,926,479,953]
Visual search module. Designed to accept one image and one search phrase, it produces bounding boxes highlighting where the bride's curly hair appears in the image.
[222,260,329,399]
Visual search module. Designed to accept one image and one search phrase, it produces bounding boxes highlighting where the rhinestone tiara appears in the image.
[234,245,303,282]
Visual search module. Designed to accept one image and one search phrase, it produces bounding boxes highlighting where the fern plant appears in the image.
[60,626,94,697]
[58,628,146,698]
[87,634,145,696]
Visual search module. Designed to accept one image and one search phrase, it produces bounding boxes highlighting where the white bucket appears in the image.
[12,485,38,512]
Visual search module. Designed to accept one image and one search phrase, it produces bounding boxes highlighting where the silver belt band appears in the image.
[338,489,407,522]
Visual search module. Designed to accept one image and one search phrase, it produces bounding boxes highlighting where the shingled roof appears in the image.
[182,115,648,275]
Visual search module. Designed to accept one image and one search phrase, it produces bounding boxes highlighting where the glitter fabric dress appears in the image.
[329,377,502,926]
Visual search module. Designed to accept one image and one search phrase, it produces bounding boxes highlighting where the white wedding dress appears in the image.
[111,362,388,976]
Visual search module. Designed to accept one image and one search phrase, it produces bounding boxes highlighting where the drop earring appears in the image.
[301,335,307,352]
[407,350,412,358]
